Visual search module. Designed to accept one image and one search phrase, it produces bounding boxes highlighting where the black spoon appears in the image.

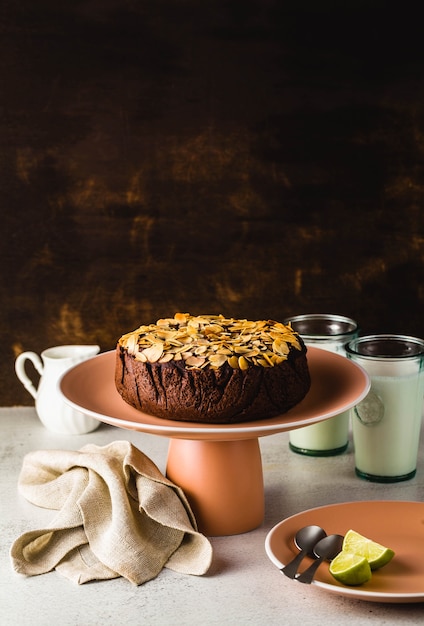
[296,534,344,584]
[281,525,327,579]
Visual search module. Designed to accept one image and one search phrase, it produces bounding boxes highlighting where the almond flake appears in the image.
[272,339,289,356]
[159,353,174,363]
[208,354,227,368]
[185,356,206,367]
[141,344,163,363]
[257,358,272,367]
[238,356,249,370]
[125,334,139,355]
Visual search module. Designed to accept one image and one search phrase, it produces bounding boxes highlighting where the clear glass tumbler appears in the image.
[284,313,358,456]
[346,334,424,482]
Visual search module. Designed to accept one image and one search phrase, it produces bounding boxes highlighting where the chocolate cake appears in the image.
[115,313,311,424]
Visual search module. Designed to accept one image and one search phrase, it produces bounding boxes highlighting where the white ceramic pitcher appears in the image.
[15,344,101,434]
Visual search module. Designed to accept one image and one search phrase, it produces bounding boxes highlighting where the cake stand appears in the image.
[60,348,370,536]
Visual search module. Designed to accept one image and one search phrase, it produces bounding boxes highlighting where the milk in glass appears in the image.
[346,335,424,482]
[284,314,358,456]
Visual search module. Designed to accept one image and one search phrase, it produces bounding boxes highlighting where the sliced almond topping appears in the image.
[120,314,303,371]
[174,312,189,323]
[125,334,139,355]
[271,354,287,364]
[262,353,275,366]
[216,347,232,355]
[272,339,289,356]
[156,318,172,327]
[178,334,194,345]
[257,358,272,367]
[185,356,206,367]
[208,353,227,368]
[238,356,249,370]
[141,344,163,363]
[204,324,224,335]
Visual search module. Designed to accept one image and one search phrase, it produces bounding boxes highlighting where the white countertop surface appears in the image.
[1,407,423,625]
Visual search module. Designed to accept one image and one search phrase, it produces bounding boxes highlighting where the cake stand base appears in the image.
[166,437,264,536]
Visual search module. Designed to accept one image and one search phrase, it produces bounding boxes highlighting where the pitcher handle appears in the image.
[15,352,44,400]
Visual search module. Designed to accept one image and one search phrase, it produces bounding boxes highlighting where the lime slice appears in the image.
[329,551,372,585]
[342,529,395,570]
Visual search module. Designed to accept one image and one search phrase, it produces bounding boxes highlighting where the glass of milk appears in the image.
[284,314,358,456]
[346,334,424,482]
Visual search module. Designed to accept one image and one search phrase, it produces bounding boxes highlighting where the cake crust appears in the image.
[115,314,311,424]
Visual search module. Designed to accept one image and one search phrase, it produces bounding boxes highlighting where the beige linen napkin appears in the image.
[10,441,213,585]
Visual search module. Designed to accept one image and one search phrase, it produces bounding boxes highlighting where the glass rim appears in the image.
[283,313,358,338]
[345,334,424,359]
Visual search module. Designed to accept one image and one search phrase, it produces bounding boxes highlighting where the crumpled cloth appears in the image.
[10,441,213,585]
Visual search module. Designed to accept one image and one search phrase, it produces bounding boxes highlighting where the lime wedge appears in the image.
[329,551,372,585]
[342,529,395,570]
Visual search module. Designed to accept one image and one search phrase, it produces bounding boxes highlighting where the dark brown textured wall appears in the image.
[1,1,423,405]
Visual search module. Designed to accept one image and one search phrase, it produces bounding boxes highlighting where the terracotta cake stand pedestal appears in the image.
[60,348,370,536]
[166,437,264,536]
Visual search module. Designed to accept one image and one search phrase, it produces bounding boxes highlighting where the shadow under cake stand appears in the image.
[60,348,370,536]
